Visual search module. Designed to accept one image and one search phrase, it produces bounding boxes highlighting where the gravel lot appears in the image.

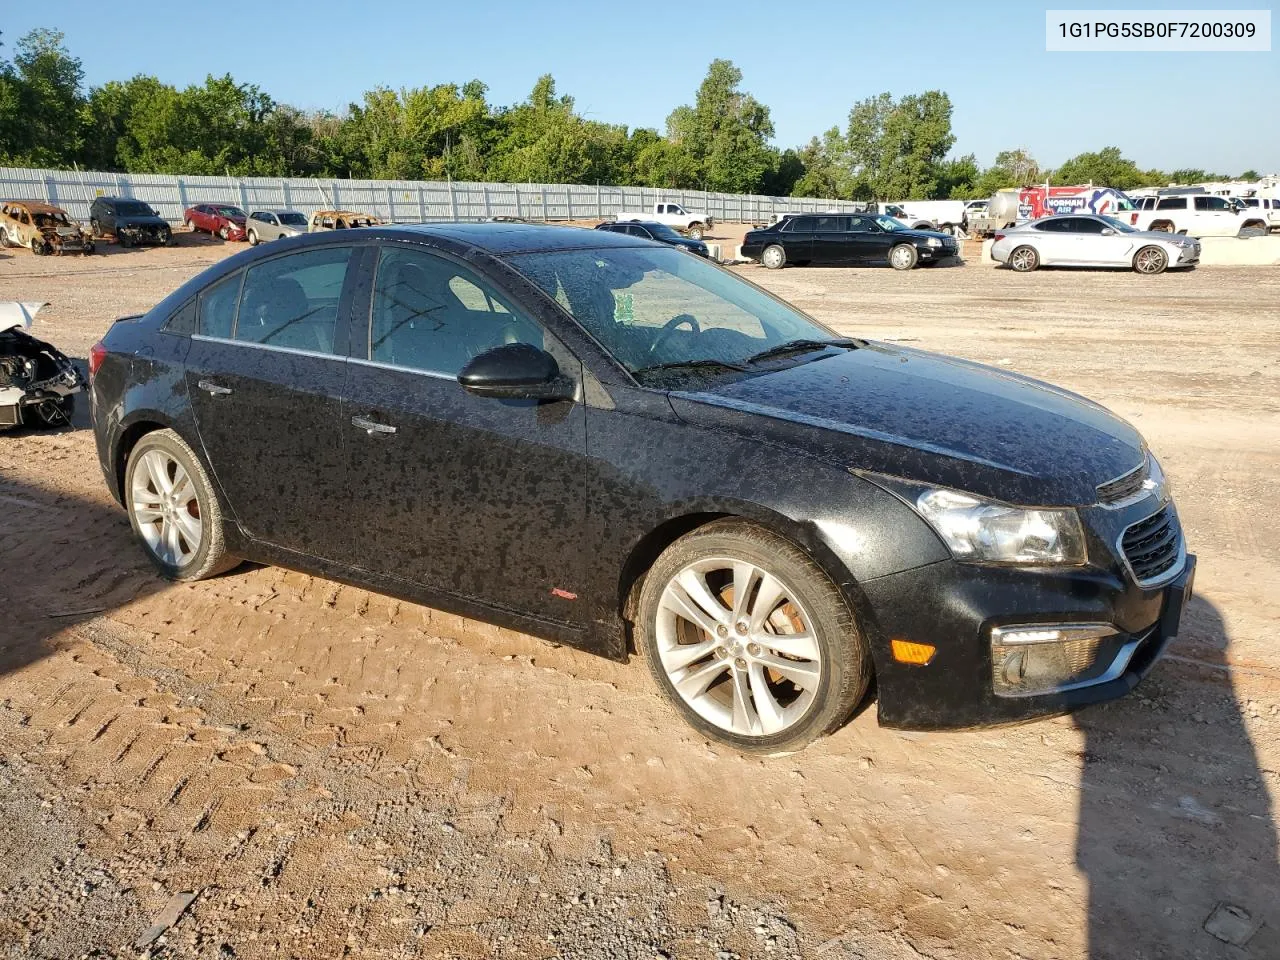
[1,231,1278,959]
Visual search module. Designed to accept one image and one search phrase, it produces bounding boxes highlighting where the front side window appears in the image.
[510,246,843,379]
[369,246,542,375]
[1195,196,1230,211]
[234,246,353,353]
[198,271,242,339]
[1066,217,1105,234]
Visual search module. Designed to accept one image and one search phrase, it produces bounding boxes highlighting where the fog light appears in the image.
[990,624,1123,697]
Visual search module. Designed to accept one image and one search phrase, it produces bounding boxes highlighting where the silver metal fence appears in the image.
[0,166,858,226]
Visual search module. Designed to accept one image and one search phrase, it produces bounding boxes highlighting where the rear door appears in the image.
[1029,218,1073,263]
[340,242,589,623]
[809,215,852,264]
[780,216,815,263]
[185,243,362,560]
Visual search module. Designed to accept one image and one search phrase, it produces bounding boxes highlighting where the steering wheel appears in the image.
[648,313,701,356]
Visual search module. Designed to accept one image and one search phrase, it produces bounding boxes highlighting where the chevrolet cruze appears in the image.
[90,223,1194,753]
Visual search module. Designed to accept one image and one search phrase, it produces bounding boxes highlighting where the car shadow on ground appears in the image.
[1075,594,1279,958]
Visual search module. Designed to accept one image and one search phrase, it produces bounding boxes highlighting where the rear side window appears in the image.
[198,272,242,338]
[235,246,353,354]
[1156,197,1187,210]
[787,218,818,233]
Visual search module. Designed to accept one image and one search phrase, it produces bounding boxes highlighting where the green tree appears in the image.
[791,127,851,198]
[846,90,955,199]
[935,153,980,198]
[665,60,779,193]
[1239,169,1260,180]
[2,28,85,165]
[1167,167,1227,184]
[1051,146,1163,190]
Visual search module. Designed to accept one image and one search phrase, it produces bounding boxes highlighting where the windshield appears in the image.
[1099,215,1137,233]
[116,201,155,217]
[216,206,246,218]
[278,212,308,226]
[647,223,685,241]
[873,216,907,232]
[509,246,847,383]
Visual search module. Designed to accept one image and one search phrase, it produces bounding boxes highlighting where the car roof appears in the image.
[388,222,650,254]
[1,200,67,214]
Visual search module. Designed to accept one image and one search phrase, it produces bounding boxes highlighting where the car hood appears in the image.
[667,343,1145,506]
[885,227,953,242]
[116,215,169,228]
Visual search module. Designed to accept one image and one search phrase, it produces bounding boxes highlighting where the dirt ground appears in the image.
[1,230,1278,960]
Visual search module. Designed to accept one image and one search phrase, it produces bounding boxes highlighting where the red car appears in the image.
[183,203,248,241]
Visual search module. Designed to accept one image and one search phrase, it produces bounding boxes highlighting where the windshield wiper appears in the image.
[744,338,860,366]
[633,358,749,378]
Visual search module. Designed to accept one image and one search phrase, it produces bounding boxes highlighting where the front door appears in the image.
[846,215,887,263]
[185,243,361,560]
[341,243,589,625]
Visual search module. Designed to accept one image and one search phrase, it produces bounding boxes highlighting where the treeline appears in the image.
[0,28,1262,199]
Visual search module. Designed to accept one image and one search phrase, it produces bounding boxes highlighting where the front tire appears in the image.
[21,395,74,428]
[636,520,871,754]
[1008,244,1039,272]
[218,224,230,240]
[247,229,259,246]
[686,223,705,240]
[1133,245,1168,275]
[762,244,786,269]
[889,243,918,270]
[124,429,239,581]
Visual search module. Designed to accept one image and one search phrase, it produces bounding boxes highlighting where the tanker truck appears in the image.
[964,185,1135,237]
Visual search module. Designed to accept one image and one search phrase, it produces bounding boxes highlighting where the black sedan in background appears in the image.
[742,212,957,270]
[90,223,1192,753]
[595,219,710,257]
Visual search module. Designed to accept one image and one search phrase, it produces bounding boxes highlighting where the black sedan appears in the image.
[596,219,710,257]
[90,223,1192,753]
[742,212,957,270]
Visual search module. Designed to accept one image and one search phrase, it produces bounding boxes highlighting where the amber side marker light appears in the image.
[891,639,937,666]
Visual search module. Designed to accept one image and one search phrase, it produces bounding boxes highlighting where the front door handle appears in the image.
[351,415,397,436]
[197,379,232,396]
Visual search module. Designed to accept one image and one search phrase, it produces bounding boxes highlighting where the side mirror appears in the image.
[458,343,575,401]
[1100,228,1115,236]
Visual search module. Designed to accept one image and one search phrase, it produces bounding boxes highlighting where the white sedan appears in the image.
[991,214,1200,275]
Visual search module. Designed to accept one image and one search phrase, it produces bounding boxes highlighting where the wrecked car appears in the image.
[89,196,173,247]
[0,302,85,429]
[0,201,96,255]
[308,210,383,232]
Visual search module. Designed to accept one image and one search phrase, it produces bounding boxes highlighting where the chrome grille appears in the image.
[1120,506,1182,585]
[1097,460,1148,505]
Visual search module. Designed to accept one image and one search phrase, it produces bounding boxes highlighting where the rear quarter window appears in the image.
[198,271,243,338]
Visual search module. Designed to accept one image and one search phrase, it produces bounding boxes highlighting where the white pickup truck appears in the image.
[875,201,967,236]
[613,202,713,239]
[1126,193,1269,237]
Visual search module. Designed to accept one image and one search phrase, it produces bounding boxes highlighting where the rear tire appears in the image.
[889,243,918,270]
[124,429,240,582]
[636,519,871,755]
[1008,244,1039,272]
[1133,245,1168,275]
[762,244,786,269]
[1238,221,1267,238]
[1149,220,1174,233]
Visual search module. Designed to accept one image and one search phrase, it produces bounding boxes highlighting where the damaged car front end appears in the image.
[0,302,86,429]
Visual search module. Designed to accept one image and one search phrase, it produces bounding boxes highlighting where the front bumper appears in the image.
[918,242,958,262]
[858,552,1196,729]
[119,224,172,245]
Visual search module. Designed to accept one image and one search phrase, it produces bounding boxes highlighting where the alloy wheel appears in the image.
[1010,247,1038,271]
[129,449,204,567]
[1135,248,1167,274]
[655,558,822,737]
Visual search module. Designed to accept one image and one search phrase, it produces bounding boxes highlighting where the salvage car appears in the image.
[184,204,248,241]
[1,301,85,429]
[246,210,309,245]
[308,210,382,231]
[741,213,958,270]
[991,215,1200,274]
[90,197,172,247]
[0,200,95,255]
[90,224,1194,753]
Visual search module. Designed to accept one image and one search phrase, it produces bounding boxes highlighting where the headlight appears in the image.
[926,237,942,248]
[914,488,1086,564]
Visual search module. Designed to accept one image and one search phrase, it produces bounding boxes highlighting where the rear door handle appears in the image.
[197,379,232,396]
[351,415,397,436]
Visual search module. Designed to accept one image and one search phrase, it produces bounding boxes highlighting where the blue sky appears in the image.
[3,0,1276,173]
